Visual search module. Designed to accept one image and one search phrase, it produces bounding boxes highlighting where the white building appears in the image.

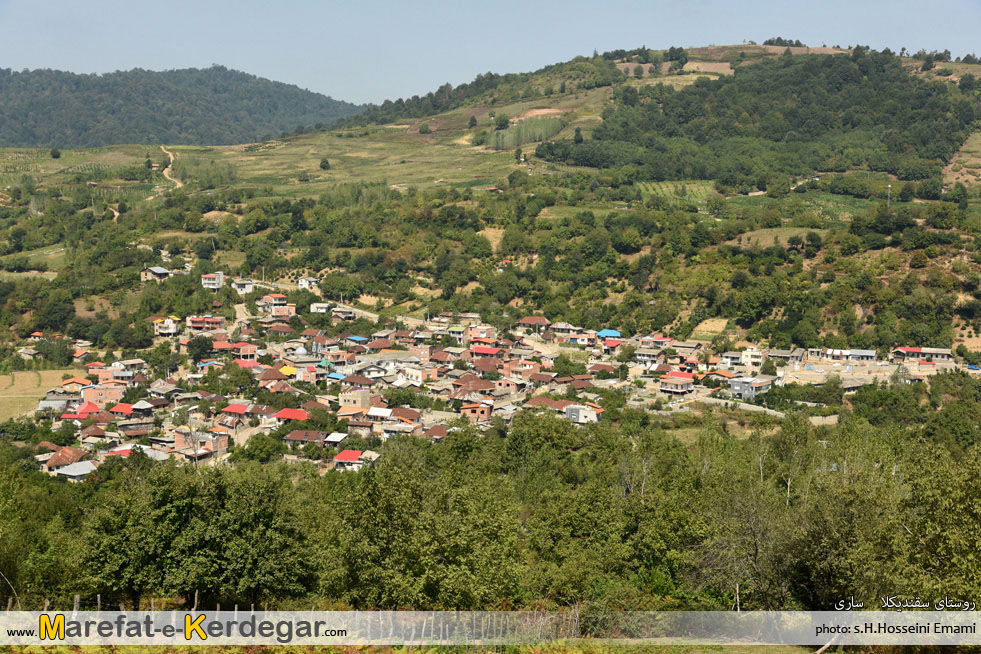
[298,277,319,291]
[230,279,255,295]
[201,271,225,291]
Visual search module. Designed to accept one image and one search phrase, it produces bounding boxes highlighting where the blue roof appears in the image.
[327,372,346,380]
[346,335,368,342]
[597,329,621,338]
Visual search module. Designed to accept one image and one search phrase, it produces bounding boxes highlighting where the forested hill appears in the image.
[0,65,365,147]
[537,50,980,189]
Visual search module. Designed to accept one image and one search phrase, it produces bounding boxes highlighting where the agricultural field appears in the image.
[0,369,80,422]
[945,130,981,187]
[638,180,719,206]
[728,190,874,223]
[0,144,151,188]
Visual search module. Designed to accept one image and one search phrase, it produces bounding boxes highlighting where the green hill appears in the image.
[0,65,365,147]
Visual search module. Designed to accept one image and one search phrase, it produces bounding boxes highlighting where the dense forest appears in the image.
[3,373,981,616]
[537,50,978,189]
[0,66,364,147]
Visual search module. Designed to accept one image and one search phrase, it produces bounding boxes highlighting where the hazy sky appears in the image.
[0,0,978,104]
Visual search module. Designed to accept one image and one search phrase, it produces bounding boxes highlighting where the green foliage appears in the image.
[537,52,974,187]
[0,65,364,147]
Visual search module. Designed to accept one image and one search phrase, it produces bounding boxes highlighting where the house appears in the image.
[201,271,225,290]
[728,376,776,401]
[230,279,255,295]
[81,384,126,409]
[847,349,877,362]
[565,403,603,424]
[333,449,365,471]
[460,400,494,424]
[41,446,87,475]
[141,266,172,283]
[768,348,806,363]
[271,303,297,318]
[298,277,319,290]
[310,302,331,314]
[257,293,287,313]
[151,316,181,338]
[186,315,226,333]
[17,347,39,361]
[516,316,550,333]
[891,347,953,363]
[55,460,99,482]
[61,377,92,393]
[660,371,695,395]
[740,347,767,368]
[284,430,329,446]
[721,351,743,369]
[272,407,309,425]
[332,308,356,321]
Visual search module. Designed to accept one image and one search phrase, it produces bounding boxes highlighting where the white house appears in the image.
[201,271,225,291]
[298,277,319,291]
[310,302,331,314]
[230,279,255,295]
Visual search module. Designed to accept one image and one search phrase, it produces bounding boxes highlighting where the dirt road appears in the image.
[159,145,183,189]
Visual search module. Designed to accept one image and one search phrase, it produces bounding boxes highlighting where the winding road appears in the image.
[159,145,184,189]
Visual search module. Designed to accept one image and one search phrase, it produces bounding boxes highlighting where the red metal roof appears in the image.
[273,408,308,421]
[223,403,249,414]
[333,449,362,463]
[470,346,502,355]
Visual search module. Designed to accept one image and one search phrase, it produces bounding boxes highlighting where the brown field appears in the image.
[944,131,981,186]
[73,296,117,319]
[478,227,505,253]
[0,369,82,421]
[690,317,730,341]
[683,61,733,75]
[518,107,568,120]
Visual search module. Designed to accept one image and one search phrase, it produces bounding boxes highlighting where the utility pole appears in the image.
[887,184,892,209]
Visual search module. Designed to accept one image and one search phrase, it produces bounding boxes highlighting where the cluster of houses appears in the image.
[22,301,965,483]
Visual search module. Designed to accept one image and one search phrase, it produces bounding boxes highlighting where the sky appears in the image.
[0,0,978,105]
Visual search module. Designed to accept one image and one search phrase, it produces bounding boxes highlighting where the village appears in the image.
[23,266,974,483]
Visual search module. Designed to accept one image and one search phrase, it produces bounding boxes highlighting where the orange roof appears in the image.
[62,377,91,386]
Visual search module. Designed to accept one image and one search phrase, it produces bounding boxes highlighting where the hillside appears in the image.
[0,65,365,147]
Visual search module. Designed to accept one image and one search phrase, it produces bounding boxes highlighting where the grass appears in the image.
[728,190,872,223]
[724,227,829,248]
[0,369,81,421]
[0,244,69,271]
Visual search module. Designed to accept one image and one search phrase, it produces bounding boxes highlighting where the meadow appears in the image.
[0,369,80,421]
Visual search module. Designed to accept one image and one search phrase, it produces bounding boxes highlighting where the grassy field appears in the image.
[159,88,615,199]
[728,190,872,223]
[0,144,151,188]
[0,369,81,421]
[724,227,830,248]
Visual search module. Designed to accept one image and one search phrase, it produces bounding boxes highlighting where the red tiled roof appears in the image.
[470,346,502,355]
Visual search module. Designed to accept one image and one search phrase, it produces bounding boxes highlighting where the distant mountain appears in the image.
[0,65,365,147]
